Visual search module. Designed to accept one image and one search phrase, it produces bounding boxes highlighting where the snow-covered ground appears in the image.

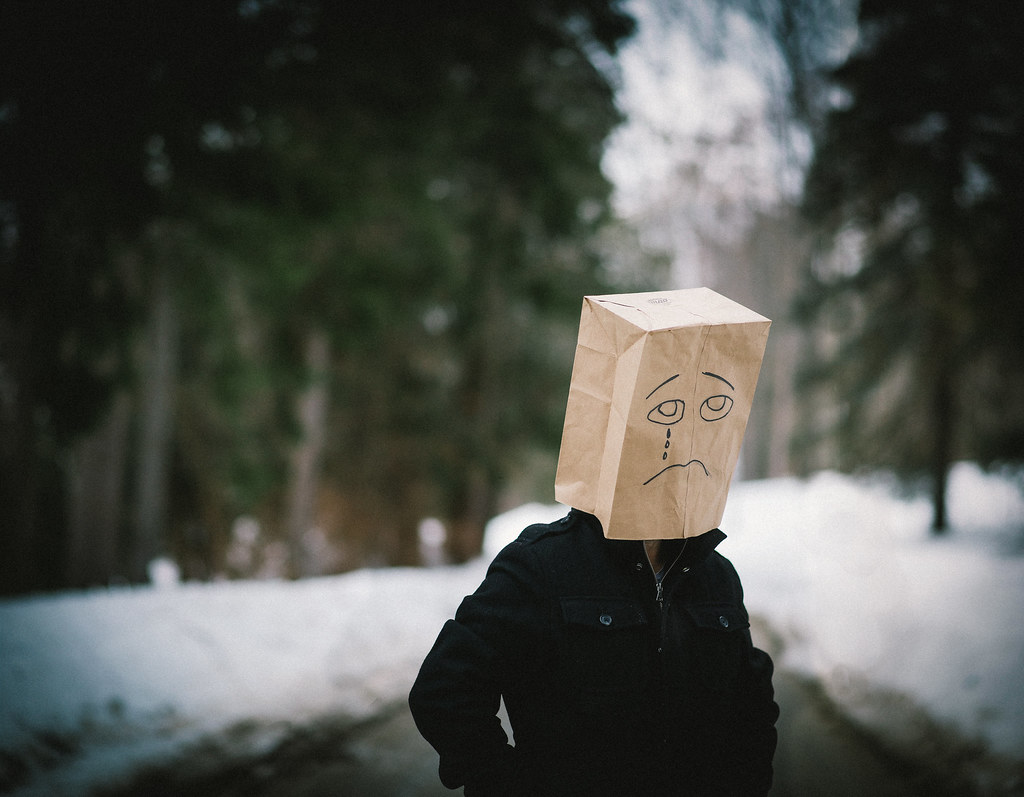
[1,463,1022,796]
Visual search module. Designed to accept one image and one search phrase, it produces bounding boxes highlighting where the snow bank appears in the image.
[0,564,486,796]
[722,466,1024,759]
[0,463,1021,795]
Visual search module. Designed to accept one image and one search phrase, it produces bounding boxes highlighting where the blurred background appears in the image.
[2,0,1022,598]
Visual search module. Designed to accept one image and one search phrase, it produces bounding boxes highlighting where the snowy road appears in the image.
[99,668,966,797]
[271,673,940,797]
[98,626,979,797]
[770,671,970,797]
[8,469,1021,796]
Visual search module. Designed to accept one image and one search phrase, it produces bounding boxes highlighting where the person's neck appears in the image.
[644,540,665,573]
[644,538,687,575]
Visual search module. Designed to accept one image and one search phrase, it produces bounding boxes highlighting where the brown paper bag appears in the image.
[554,288,770,539]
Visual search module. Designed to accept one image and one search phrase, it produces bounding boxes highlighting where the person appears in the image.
[409,290,779,795]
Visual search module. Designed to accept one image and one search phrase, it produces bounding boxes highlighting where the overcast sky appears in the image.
[603,0,811,217]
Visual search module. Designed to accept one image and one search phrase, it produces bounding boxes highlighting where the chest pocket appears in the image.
[685,603,750,693]
[560,597,648,700]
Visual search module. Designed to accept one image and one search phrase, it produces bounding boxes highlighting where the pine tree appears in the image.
[797,0,1024,531]
[0,0,644,591]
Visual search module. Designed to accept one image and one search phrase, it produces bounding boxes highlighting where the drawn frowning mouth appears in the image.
[643,459,709,485]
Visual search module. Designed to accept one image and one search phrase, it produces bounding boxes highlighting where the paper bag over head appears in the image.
[554,288,770,540]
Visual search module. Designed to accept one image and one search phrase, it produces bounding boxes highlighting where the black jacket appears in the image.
[409,509,779,796]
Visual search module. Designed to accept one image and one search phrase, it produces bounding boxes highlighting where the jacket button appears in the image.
[681,566,690,573]
[718,615,730,628]
[599,614,613,626]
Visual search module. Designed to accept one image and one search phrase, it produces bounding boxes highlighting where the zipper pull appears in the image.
[655,578,664,608]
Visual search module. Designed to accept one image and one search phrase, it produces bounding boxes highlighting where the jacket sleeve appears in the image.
[733,638,780,795]
[409,538,546,795]
[729,560,780,796]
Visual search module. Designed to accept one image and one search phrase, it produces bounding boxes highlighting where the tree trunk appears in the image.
[286,329,330,578]
[131,262,179,581]
[931,458,950,534]
[66,392,132,587]
[0,405,41,595]
[1,322,65,594]
[930,364,955,535]
[446,464,495,563]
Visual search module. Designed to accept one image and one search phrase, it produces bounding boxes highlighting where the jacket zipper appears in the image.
[651,551,682,660]
[650,547,685,609]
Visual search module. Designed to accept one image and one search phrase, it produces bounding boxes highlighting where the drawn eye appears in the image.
[700,394,734,422]
[647,399,685,425]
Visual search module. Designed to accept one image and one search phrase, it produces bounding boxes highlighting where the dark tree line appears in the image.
[11,0,1014,595]
[649,0,1024,531]
[796,0,1024,530]
[0,0,652,595]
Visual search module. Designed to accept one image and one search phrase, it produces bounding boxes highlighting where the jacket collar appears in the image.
[569,508,726,571]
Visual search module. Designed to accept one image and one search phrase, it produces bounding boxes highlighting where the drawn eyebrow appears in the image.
[702,371,735,391]
[646,374,680,400]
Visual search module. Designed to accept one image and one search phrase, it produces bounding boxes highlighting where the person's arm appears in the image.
[409,539,545,795]
[733,637,780,795]
[727,557,779,796]
[699,553,779,796]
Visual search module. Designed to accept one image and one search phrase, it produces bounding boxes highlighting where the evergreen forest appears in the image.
[1,0,1022,596]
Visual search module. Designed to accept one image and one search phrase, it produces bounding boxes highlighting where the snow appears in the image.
[1,463,1022,795]
[603,0,808,226]
[721,467,1024,761]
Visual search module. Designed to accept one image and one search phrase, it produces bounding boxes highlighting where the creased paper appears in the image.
[554,288,770,539]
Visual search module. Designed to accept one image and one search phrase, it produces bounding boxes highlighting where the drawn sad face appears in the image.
[642,370,736,485]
